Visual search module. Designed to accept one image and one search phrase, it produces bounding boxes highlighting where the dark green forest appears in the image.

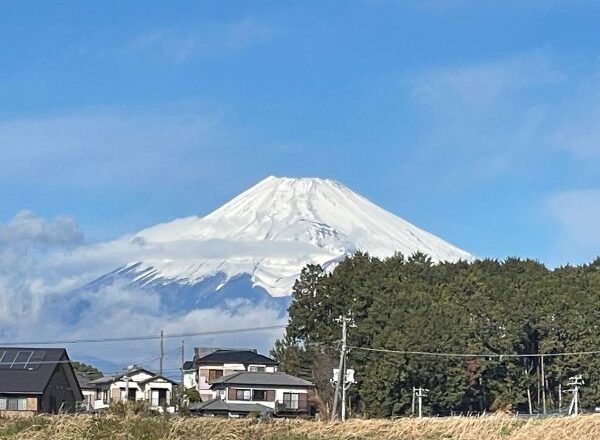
[272,253,600,417]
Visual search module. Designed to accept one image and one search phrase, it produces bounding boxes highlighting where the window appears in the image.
[151,389,168,407]
[252,390,267,401]
[249,365,265,372]
[0,397,27,411]
[120,388,137,402]
[283,393,299,410]
[235,389,252,401]
[208,369,223,381]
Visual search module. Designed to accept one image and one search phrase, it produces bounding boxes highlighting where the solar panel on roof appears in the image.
[0,350,18,369]
[0,350,47,370]
[26,350,47,370]
[14,351,33,369]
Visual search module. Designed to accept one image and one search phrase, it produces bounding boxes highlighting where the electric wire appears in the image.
[349,345,600,358]
[0,324,286,346]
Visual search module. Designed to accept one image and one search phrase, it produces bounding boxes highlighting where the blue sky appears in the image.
[2,0,600,265]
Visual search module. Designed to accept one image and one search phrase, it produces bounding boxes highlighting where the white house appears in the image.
[189,371,313,418]
[182,361,197,391]
[88,367,178,413]
[76,373,97,411]
[185,349,279,401]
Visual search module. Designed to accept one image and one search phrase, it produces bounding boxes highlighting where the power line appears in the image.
[0,324,286,346]
[349,346,600,358]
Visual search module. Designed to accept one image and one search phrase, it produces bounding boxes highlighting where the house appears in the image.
[88,366,179,412]
[189,348,279,401]
[182,360,197,391]
[189,371,313,418]
[76,372,97,411]
[0,347,83,415]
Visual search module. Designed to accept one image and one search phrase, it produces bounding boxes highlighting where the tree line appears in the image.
[272,253,600,417]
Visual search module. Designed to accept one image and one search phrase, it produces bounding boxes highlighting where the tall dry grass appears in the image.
[2,413,600,440]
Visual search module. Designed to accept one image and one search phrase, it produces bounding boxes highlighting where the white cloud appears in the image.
[0,211,286,371]
[400,49,600,189]
[546,189,600,260]
[400,50,563,185]
[0,110,222,189]
[549,72,600,159]
[0,210,83,245]
[127,17,278,63]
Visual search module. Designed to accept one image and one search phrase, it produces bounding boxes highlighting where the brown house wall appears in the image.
[228,387,237,400]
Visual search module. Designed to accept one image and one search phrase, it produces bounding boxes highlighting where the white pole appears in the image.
[332,317,347,421]
[418,388,423,418]
[558,383,562,414]
[341,376,346,422]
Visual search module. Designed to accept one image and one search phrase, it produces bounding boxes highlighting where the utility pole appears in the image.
[125,368,130,403]
[411,387,416,416]
[414,387,429,418]
[566,374,584,416]
[180,339,185,409]
[341,359,347,422]
[558,383,562,414]
[541,355,546,414]
[341,368,355,422]
[331,316,348,421]
[160,330,164,376]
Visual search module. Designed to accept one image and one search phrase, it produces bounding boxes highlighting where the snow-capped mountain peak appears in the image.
[116,176,470,297]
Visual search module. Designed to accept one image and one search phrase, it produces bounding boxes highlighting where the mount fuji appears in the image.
[78,176,471,315]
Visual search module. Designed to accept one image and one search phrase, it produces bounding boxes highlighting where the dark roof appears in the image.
[198,350,278,366]
[88,366,153,384]
[137,374,179,385]
[209,371,312,388]
[89,375,116,385]
[88,368,179,386]
[182,361,195,370]
[0,347,83,399]
[189,397,272,414]
[76,372,95,390]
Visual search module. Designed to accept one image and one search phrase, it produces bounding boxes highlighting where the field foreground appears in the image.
[1,414,600,440]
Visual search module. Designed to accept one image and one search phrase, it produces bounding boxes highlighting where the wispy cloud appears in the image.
[0,211,285,370]
[400,49,600,188]
[0,109,223,189]
[545,189,600,264]
[127,17,278,63]
[0,210,83,246]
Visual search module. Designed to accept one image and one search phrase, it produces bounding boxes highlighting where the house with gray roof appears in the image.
[185,348,279,401]
[88,366,178,413]
[189,371,313,418]
[0,347,83,415]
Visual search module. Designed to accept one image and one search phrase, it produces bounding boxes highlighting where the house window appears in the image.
[151,389,168,407]
[235,389,252,401]
[252,390,267,401]
[121,388,136,402]
[208,369,223,381]
[0,397,27,411]
[249,365,266,372]
[283,393,299,410]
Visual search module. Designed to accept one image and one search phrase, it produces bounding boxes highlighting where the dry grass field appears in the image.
[2,414,600,440]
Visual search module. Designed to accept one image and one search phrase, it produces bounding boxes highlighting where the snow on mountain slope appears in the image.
[116,176,471,297]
